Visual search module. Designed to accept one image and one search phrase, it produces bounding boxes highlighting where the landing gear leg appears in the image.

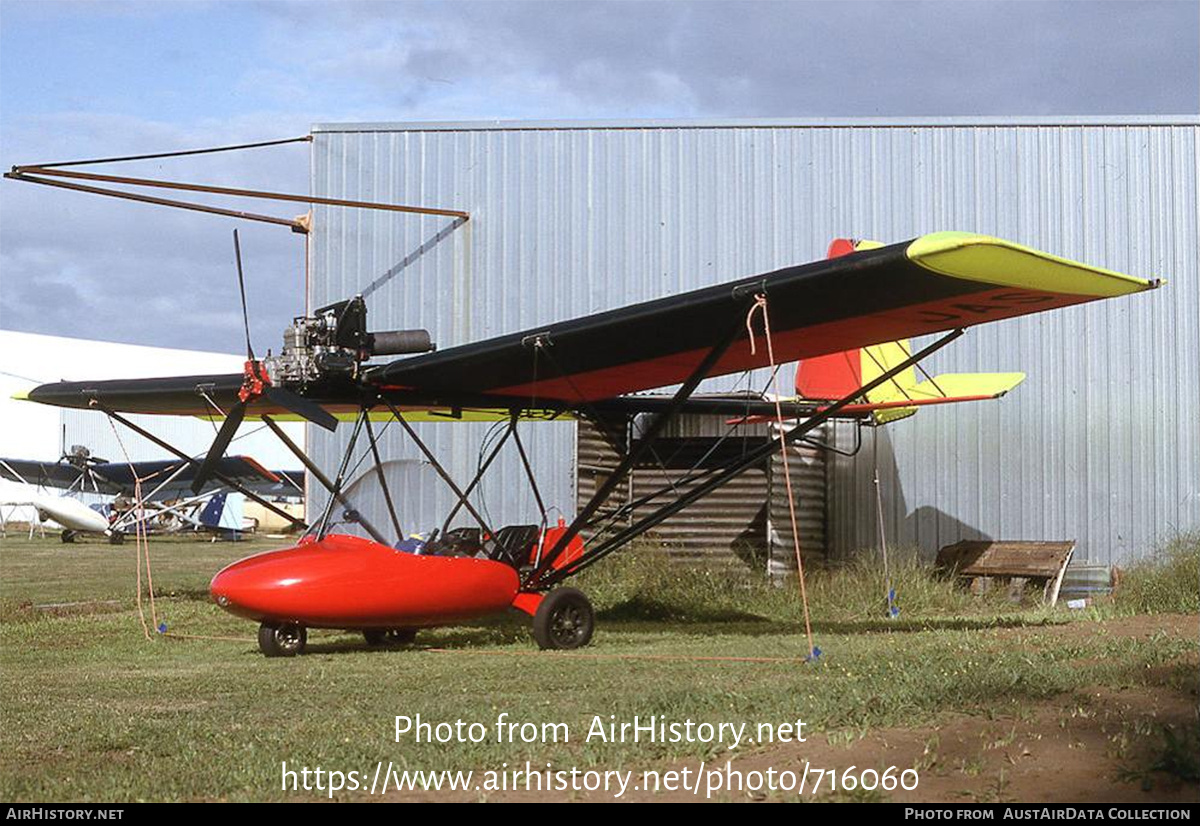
[532,588,595,650]
[258,622,307,657]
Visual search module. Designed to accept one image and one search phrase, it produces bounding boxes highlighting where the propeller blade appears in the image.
[190,400,247,493]
[264,385,339,432]
[233,229,255,362]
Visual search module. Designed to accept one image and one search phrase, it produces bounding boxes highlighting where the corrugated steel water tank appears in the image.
[309,117,1199,570]
[576,416,827,572]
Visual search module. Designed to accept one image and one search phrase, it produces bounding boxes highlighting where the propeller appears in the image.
[191,230,338,493]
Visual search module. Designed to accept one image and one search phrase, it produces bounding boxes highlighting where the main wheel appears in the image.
[60,530,76,544]
[362,628,417,647]
[532,588,595,650]
[258,622,307,657]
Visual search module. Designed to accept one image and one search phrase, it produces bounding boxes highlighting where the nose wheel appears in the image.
[258,622,307,657]
[532,588,595,650]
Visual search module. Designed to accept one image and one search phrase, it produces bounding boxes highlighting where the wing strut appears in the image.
[530,311,753,580]
[310,410,391,544]
[440,422,515,535]
[379,399,496,538]
[93,405,306,531]
[363,415,405,543]
[529,327,965,590]
[260,414,389,546]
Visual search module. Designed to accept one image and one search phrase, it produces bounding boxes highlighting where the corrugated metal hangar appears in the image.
[305,116,1199,571]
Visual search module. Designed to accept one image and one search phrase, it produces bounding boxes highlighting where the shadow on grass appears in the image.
[299,616,533,656]
[597,595,1060,636]
[301,615,1063,656]
[577,615,1060,640]
[810,615,1062,635]
[213,596,1065,658]
[597,595,771,624]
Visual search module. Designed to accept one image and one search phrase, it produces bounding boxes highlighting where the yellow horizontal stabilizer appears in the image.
[873,406,919,425]
[867,372,1026,425]
[904,372,1026,401]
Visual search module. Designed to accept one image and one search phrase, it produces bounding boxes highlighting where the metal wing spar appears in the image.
[19,233,1158,416]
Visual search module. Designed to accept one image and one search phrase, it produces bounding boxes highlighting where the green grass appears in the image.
[1,532,1196,801]
[1113,532,1200,615]
[0,533,277,610]
[1151,723,1200,783]
[580,542,1042,627]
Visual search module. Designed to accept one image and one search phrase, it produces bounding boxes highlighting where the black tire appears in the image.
[363,628,417,647]
[60,530,77,543]
[532,588,595,650]
[107,531,125,545]
[258,622,306,657]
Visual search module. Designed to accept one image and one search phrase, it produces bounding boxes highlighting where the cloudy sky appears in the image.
[1,0,1197,354]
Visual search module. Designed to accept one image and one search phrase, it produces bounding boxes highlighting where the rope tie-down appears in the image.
[101,407,257,644]
[102,411,161,640]
[872,425,900,620]
[745,295,820,663]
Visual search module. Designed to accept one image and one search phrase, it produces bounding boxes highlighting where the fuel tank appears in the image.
[210,533,521,628]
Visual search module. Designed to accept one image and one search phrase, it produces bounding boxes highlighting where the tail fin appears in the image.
[794,239,1025,424]
[198,492,229,528]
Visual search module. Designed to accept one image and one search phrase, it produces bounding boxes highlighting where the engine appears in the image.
[263,297,434,387]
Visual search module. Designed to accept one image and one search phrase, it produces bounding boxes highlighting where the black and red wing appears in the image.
[21,234,1157,416]
[366,235,1155,405]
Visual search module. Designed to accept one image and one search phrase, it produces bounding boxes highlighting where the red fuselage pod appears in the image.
[210,533,521,629]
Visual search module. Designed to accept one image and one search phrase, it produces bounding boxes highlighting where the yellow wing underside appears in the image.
[197,408,576,425]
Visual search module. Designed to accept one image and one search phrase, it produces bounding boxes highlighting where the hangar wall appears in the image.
[308,117,1199,568]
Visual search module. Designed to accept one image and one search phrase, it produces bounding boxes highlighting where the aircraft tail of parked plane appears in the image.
[795,338,1025,425]
[793,239,1026,424]
[197,491,250,536]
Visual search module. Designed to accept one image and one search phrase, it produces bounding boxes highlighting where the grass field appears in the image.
[1,530,1196,802]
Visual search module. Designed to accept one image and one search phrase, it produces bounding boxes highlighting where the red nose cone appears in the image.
[210,533,521,628]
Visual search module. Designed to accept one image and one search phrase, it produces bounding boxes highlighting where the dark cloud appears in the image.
[257,0,1200,117]
[0,114,311,351]
[1,0,1196,351]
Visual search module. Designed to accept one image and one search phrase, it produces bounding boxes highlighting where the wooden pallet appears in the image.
[936,540,1076,607]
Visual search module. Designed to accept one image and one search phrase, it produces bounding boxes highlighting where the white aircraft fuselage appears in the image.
[2,490,110,534]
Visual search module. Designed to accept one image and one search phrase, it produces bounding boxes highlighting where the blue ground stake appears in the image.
[804,646,822,663]
[157,622,168,634]
[887,588,900,619]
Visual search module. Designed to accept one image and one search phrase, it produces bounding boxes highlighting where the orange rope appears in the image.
[161,631,257,643]
[102,412,160,640]
[423,648,805,665]
[745,295,817,660]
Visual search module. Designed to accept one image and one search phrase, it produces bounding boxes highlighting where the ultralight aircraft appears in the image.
[19,231,1159,655]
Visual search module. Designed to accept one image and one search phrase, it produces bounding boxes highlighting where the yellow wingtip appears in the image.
[907,232,1157,297]
[11,390,30,402]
